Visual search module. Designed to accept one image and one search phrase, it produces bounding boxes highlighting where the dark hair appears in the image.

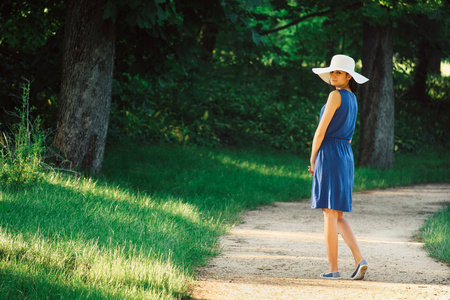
[328,74,359,94]
[349,77,358,94]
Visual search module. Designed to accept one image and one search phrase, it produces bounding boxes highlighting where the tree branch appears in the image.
[260,9,332,36]
[260,3,363,36]
[42,164,82,177]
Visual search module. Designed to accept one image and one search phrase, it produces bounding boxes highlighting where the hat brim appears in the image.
[312,67,369,84]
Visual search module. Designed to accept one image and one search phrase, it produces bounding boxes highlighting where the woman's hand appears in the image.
[308,164,314,175]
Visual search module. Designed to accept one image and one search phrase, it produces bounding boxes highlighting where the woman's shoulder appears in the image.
[326,90,342,108]
[328,90,342,101]
[332,89,355,102]
[328,89,352,98]
[328,90,342,97]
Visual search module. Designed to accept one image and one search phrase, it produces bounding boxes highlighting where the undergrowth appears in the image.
[0,81,45,189]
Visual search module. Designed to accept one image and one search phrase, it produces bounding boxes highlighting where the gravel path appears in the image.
[191,183,450,300]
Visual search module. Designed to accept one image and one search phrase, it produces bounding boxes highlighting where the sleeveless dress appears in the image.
[311,89,357,212]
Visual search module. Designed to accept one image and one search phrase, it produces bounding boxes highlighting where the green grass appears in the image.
[420,205,450,264]
[0,143,449,299]
[354,149,450,190]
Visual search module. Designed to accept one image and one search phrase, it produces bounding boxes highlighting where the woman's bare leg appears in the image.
[337,211,364,269]
[322,208,339,272]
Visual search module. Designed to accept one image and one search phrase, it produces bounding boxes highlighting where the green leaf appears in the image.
[103,1,118,21]
[246,0,263,7]
[227,13,239,23]
[251,29,265,46]
[156,4,167,20]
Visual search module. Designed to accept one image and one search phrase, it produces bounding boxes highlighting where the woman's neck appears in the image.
[336,87,352,92]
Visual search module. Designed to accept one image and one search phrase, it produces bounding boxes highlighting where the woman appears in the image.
[308,54,369,280]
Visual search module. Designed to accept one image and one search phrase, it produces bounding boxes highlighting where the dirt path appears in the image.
[191,183,450,300]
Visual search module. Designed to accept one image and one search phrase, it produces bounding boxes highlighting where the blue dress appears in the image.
[311,89,357,212]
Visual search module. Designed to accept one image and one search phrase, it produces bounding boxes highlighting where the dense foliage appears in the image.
[110,65,322,155]
[1,0,449,160]
[109,63,450,158]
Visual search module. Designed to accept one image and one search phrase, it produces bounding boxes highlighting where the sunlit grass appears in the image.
[0,172,219,299]
[420,205,450,264]
[0,143,448,298]
[101,145,310,218]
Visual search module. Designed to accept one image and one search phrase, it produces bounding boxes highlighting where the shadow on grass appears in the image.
[0,144,313,298]
[101,143,312,213]
[0,176,223,298]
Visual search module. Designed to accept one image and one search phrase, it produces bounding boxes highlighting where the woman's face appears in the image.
[329,70,351,89]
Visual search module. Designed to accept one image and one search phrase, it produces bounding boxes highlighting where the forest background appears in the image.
[0,0,449,299]
[0,0,449,172]
[0,0,450,299]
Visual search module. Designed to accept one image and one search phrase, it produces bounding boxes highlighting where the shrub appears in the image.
[394,73,450,153]
[0,82,46,189]
[109,66,322,155]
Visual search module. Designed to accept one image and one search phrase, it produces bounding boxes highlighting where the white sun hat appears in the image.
[312,54,369,84]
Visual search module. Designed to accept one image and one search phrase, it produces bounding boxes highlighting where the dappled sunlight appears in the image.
[0,171,224,298]
[230,228,424,246]
[212,153,309,180]
[0,226,187,286]
[227,245,309,252]
[230,229,323,241]
[226,253,329,262]
[45,172,213,233]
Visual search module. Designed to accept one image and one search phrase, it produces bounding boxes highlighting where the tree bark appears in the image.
[358,22,394,169]
[428,47,442,76]
[54,0,115,174]
[407,36,442,101]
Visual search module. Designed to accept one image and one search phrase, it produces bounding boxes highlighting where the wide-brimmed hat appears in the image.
[312,54,369,84]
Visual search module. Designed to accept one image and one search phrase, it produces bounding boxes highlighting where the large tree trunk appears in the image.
[358,22,394,169]
[54,0,115,174]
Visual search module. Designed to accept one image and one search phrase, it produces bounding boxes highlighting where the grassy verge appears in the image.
[0,143,449,299]
[420,205,450,264]
[354,149,450,190]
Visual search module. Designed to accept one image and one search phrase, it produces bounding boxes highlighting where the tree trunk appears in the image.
[408,37,429,102]
[54,0,115,174]
[358,22,394,169]
[428,47,441,76]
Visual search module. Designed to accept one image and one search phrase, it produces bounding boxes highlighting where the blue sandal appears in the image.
[320,271,341,279]
[350,259,368,280]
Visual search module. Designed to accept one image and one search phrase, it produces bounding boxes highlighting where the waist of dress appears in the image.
[323,137,350,142]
